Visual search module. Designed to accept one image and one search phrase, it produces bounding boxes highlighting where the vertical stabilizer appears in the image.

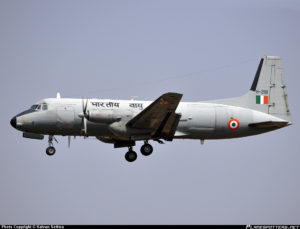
[206,56,292,123]
[248,56,291,122]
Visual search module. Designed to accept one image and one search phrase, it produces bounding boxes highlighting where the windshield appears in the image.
[30,104,38,110]
[30,103,48,111]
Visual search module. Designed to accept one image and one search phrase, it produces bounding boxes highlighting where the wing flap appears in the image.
[153,113,182,141]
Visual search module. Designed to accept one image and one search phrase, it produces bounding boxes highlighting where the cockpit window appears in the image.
[42,104,48,110]
[30,103,48,111]
[31,105,38,110]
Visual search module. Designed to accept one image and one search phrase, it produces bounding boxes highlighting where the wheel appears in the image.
[46,146,56,156]
[140,143,153,156]
[125,150,137,162]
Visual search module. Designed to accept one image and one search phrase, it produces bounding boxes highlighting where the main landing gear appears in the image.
[140,143,153,156]
[124,141,154,162]
[46,135,57,156]
[125,147,137,162]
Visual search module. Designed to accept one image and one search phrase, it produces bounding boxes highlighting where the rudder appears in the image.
[249,56,291,123]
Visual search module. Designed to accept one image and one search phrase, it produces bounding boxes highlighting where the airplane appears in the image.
[10,56,292,162]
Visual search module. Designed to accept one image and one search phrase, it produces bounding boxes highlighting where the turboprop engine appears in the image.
[87,110,120,124]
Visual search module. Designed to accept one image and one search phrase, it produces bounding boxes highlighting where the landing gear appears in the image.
[140,142,153,156]
[124,142,154,162]
[46,135,57,156]
[46,146,56,156]
[125,147,137,162]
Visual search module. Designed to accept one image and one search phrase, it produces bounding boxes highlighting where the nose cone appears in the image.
[10,116,16,128]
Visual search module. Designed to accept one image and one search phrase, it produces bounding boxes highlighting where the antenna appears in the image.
[56,92,61,99]
[130,96,138,100]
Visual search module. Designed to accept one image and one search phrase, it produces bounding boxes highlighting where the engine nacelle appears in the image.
[87,110,120,124]
[109,120,130,137]
[96,136,116,143]
[109,120,151,137]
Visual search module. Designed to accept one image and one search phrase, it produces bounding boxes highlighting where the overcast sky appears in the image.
[1,0,300,225]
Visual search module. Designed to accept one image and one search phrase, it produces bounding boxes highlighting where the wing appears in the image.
[126,92,183,140]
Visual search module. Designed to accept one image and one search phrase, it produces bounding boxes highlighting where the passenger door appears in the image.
[56,106,75,130]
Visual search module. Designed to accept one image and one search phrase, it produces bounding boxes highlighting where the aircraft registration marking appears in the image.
[255,90,268,95]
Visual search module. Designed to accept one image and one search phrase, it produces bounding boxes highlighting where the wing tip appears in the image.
[165,92,183,98]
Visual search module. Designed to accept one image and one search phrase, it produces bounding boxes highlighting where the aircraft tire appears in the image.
[46,146,56,156]
[125,150,137,162]
[140,143,153,156]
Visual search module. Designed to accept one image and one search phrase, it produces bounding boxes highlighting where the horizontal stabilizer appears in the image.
[174,131,189,137]
[248,121,289,129]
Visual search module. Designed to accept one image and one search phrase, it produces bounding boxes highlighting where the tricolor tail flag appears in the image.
[256,95,268,104]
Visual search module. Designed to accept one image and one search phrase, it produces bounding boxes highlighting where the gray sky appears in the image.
[1,0,300,224]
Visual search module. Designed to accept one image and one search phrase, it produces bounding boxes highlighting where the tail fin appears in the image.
[247,56,291,122]
[207,56,292,123]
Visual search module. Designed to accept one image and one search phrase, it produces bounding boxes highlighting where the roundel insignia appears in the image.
[228,119,240,130]
[158,98,170,105]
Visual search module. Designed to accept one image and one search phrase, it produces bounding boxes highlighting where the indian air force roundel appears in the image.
[228,119,240,130]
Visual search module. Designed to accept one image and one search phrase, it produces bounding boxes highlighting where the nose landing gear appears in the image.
[46,135,57,156]
[46,146,56,156]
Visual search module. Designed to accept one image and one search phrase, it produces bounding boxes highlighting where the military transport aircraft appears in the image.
[10,56,291,162]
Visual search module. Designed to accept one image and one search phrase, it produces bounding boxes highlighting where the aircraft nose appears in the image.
[10,116,17,128]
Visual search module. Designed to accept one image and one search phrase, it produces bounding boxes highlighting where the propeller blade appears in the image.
[84,118,87,135]
[84,99,88,117]
[68,136,71,148]
[81,98,88,135]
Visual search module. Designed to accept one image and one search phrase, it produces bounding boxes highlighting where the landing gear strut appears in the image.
[140,141,153,156]
[46,135,56,156]
[125,146,137,162]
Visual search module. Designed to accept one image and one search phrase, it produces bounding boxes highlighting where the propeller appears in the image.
[79,99,89,135]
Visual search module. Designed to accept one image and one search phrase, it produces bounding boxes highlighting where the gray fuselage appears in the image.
[11,98,286,142]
